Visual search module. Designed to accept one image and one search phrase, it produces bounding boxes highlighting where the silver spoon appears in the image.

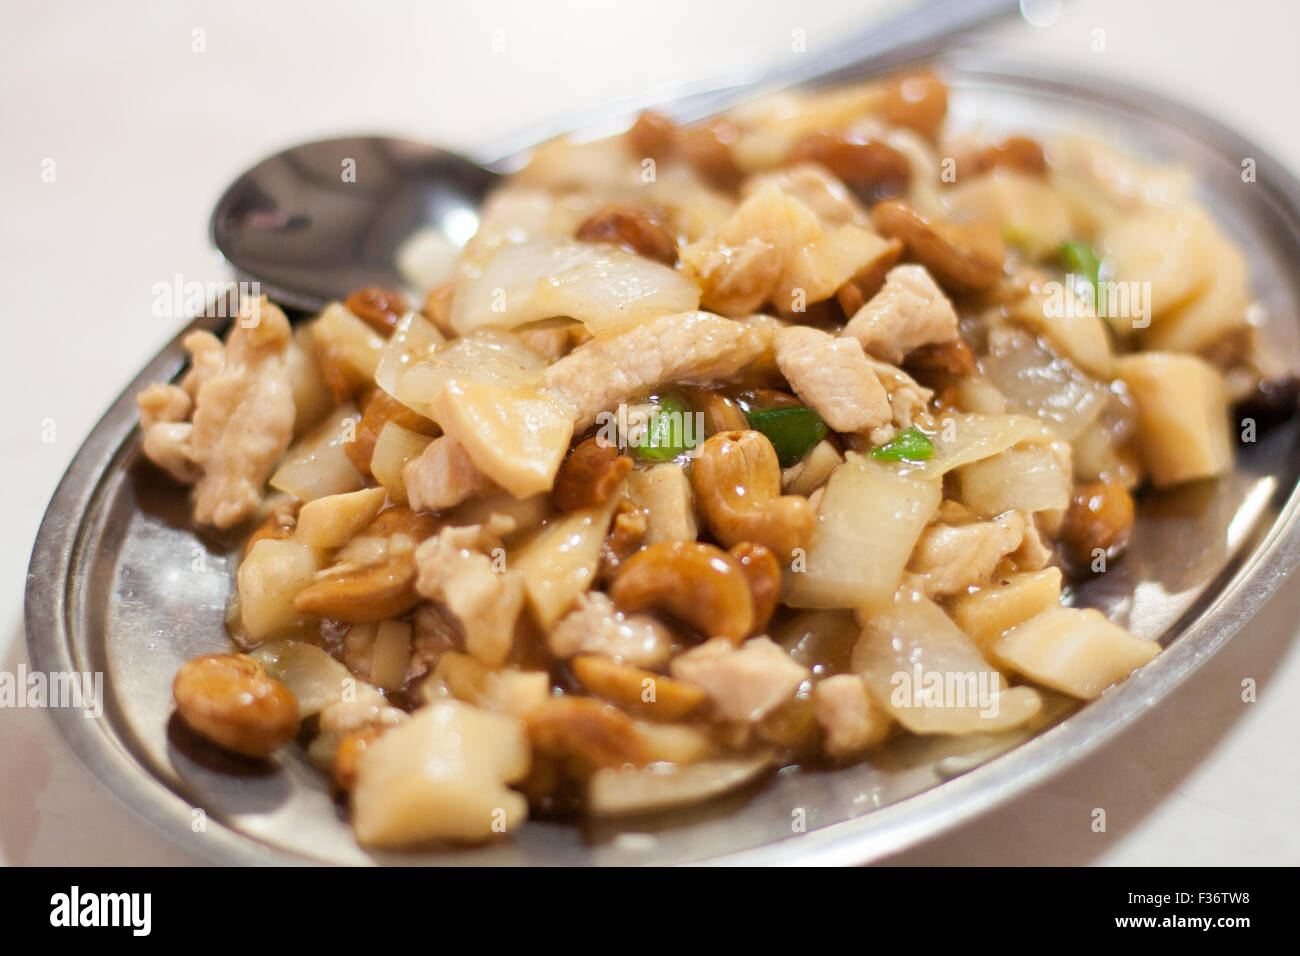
[210,0,1020,312]
[211,136,497,312]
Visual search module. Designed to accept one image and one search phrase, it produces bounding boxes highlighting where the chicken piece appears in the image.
[670,636,810,723]
[908,510,1027,597]
[625,463,698,544]
[190,298,296,528]
[178,329,226,399]
[414,524,524,666]
[679,184,820,316]
[136,383,192,429]
[682,183,898,316]
[842,264,959,365]
[404,435,498,513]
[861,353,934,438]
[544,311,765,430]
[772,325,892,433]
[813,674,890,758]
[448,492,549,542]
[140,297,296,528]
[141,422,201,483]
[547,591,676,670]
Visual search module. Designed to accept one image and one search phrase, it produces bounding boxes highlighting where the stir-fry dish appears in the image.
[139,69,1280,848]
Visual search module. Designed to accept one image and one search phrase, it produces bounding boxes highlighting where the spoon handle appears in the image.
[483,0,1021,168]
[669,0,1022,119]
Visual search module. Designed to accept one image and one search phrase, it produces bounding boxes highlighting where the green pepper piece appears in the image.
[745,406,830,468]
[1058,239,1104,317]
[869,426,934,462]
[635,394,694,461]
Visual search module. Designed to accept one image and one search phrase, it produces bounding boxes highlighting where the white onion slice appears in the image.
[374,311,446,414]
[785,458,940,611]
[894,413,1055,481]
[980,328,1108,441]
[269,405,364,501]
[958,446,1071,517]
[588,752,774,817]
[393,329,546,419]
[852,590,1042,735]
[370,422,435,505]
[251,639,376,716]
[450,238,699,339]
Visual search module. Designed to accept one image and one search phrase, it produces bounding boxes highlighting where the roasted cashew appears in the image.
[1060,479,1135,567]
[609,540,754,642]
[871,199,1004,292]
[700,392,750,435]
[332,726,384,791]
[729,542,782,635]
[786,132,911,200]
[572,654,706,721]
[551,435,633,512]
[344,285,407,336]
[680,386,750,436]
[575,202,678,265]
[363,505,441,541]
[525,696,648,771]
[877,69,949,141]
[173,653,299,757]
[690,430,814,563]
[293,555,420,623]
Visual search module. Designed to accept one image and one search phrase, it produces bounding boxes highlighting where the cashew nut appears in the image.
[344,285,407,336]
[294,555,420,623]
[690,430,814,562]
[700,391,750,435]
[871,199,1004,292]
[525,696,648,771]
[572,654,706,721]
[609,539,754,642]
[575,202,678,265]
[1060,479,1135,567]
[786,132,911,200]
[729,542,782,635]
[877,69,949,141]
[173,653,300,757]
[363,505,441,541]
[333,726,384,791]
[551,435,633,512]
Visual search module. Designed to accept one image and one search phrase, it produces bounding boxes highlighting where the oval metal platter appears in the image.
[26,54,1300,865]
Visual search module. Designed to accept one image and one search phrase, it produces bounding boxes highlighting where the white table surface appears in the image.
[2,0,1296,866]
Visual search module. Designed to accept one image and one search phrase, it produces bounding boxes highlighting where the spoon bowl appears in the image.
[211,136,501,312]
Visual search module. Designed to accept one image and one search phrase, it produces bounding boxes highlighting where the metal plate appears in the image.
[26,55,1300,865]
